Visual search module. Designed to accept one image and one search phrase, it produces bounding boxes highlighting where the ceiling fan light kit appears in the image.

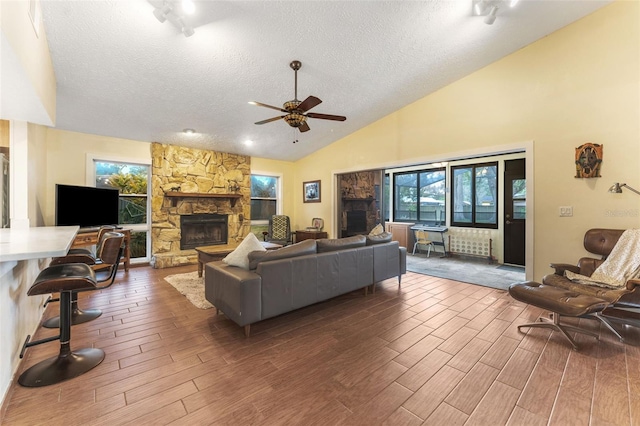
[249,60,346,133]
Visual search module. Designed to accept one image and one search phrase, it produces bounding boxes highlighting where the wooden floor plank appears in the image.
[3,266,639,426]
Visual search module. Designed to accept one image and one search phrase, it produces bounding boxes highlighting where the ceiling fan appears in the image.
[249,60,346,133]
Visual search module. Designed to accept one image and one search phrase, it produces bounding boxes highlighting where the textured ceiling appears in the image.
[39,0,610,162]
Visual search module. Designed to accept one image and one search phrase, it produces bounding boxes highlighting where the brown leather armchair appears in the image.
[542,228,640,340]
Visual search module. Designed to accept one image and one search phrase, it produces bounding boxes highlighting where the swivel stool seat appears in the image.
[18,263,105,387]
[43,232,124,328]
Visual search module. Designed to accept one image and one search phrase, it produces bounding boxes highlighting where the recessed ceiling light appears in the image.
[183,128,196,134]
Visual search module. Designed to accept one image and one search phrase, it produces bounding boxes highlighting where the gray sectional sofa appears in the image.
[204,234,407,336]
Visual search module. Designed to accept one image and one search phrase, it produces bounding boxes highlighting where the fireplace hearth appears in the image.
[180,214,228,250]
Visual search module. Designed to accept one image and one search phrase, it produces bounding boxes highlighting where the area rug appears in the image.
[163,271,214,309]
[406,254,525,291]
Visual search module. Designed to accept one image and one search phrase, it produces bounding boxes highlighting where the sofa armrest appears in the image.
[549,263,579,275]
[399,246,407,275]
[204,261,262,327]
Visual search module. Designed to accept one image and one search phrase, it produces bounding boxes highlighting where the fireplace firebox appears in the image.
[345,210,367,236]
[180,214,227,250]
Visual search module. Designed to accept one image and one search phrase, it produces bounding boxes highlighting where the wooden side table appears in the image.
[72,228,131,271]
[295,230,328,243]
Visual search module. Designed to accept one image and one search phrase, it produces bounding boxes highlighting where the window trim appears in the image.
[450,161,498,229]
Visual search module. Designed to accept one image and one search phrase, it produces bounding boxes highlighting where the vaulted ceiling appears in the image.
[39,0,610,161]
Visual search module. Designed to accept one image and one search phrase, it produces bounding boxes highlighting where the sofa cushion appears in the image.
[316,235,366,253]
[222,233,266,270]
[366,231,393,246]
[248,239,317,270]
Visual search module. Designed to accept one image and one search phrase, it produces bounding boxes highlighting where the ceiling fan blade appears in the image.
[306,112,347,121]
[249,101,288,113]
[255,116,285,125]
[297,96,322,112]
[298,122,310,132]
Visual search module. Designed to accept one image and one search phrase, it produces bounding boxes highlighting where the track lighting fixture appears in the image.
[473,0,488,15]
[181,0,195,15]
[153,1,195,38]
[484,5,499,25]
[177,17,194,37]
[472,0,517,25]
[153,3,172,23]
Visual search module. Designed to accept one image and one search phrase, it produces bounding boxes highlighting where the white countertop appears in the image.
[0,226,79,262]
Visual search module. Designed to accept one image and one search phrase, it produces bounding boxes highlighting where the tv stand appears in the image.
[72,228,131,271]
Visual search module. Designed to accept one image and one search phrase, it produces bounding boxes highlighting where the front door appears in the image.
[504,159,526,265]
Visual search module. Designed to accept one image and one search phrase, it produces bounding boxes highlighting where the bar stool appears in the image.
[18,263,105,387]
[42,232,124,328]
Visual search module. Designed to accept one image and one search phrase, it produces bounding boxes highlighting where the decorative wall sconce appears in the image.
[608,183,640,196]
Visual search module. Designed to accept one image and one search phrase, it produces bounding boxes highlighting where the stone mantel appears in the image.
[164,192,242,207]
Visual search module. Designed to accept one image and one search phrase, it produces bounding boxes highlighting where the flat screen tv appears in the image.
[55,184,119,229]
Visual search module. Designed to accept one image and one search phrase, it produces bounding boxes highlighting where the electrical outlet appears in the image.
[559,206,573,217]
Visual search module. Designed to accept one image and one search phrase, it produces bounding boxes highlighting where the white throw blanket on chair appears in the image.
[565,229,640,289]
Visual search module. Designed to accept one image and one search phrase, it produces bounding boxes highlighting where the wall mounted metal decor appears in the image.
[575,142,603,178]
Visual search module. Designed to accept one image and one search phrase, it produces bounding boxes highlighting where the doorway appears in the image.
[503,159,526,266]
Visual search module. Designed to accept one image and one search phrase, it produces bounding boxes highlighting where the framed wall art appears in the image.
[303,180,321,203]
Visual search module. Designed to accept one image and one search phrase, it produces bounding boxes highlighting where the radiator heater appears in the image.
[448,228,493,262]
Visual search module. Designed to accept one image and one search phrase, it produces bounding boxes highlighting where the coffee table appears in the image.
[196,241,283,277]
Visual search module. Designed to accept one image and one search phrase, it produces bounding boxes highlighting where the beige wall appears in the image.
[251,156,296,225]
[27,123,48,226]
[294,1,640,281]
[44,130,299,229]
[0,0,56,124]
[44,129,152,225]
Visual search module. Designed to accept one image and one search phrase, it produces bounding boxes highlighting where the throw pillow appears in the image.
[223,233,266,270]
[369,223,384,236]
[366,231,393,245]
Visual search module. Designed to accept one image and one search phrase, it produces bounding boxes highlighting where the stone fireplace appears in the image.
[150,143,251,268]
[180,213,228,250]
[339,170,383,237]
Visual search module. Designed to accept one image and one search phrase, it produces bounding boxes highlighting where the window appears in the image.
[393,168,445,225]
[451,162,498,228]
[250,174,280,238]
[384,174,390,222]
[94,161,150,261]
[512,179,526,220]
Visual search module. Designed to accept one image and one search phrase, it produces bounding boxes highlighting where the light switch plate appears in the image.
[559,206,573,217]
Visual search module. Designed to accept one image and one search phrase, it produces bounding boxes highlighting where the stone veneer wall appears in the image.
[339,170,382,235]
[150,143,251,268]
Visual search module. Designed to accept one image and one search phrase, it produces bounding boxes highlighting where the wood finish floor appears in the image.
[2,265,640,425]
